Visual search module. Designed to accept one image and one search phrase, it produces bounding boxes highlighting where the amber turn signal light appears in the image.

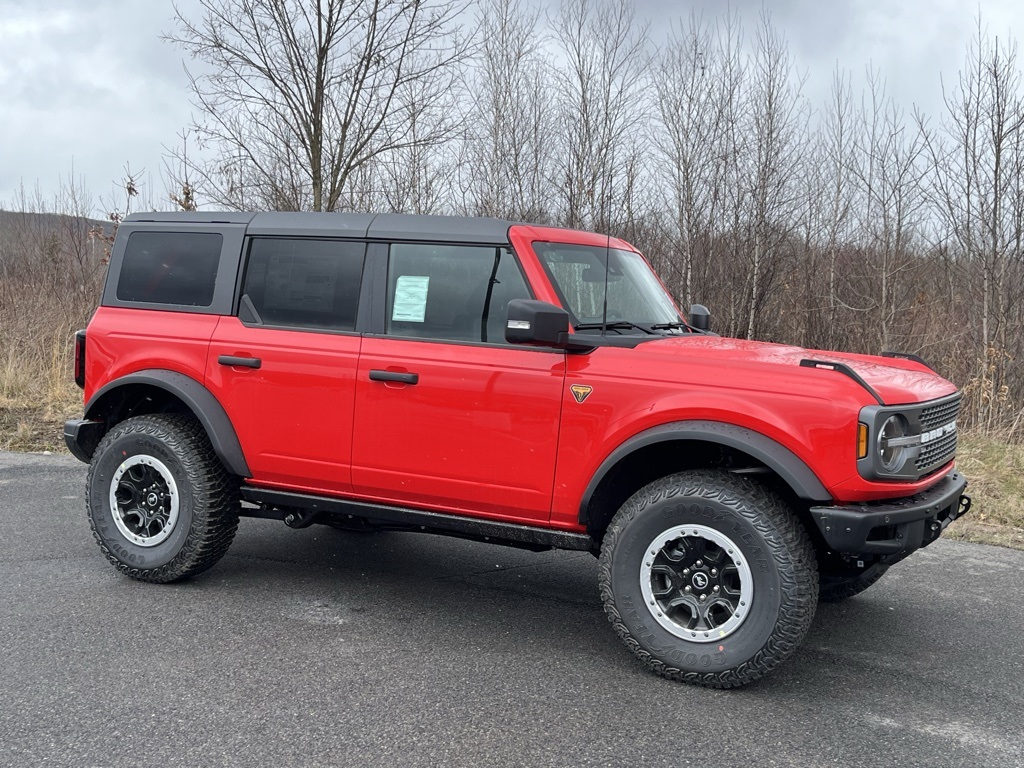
[857,423,869,459]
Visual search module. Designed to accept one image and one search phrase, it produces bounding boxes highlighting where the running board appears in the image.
[239,486,594,553]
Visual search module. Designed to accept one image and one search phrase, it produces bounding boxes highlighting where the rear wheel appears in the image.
[598,470,818,688]
[86,414,239,583]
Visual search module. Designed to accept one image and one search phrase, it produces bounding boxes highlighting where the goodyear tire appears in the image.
[819,563,889,602]
[86,414,239,583]
[598,470,818,688]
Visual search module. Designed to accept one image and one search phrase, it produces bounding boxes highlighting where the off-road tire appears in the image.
[598,470,818,688]
[818,564,889,603]
[86,414,239,583]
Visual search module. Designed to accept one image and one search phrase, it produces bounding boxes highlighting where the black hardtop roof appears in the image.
[123,211,520,244]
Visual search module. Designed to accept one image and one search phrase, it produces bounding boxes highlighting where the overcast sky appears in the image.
[2,0,1023,214]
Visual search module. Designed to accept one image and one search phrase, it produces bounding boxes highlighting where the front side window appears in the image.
[386,244,531,344]
[534,243,682,333]
[117,231,222,306]
[241,238,364,331]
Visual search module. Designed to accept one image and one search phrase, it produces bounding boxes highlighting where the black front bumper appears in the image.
[63,418,105,464]
[810,471,970,562]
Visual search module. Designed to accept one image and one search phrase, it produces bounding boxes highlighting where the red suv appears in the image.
[65,212,969,687]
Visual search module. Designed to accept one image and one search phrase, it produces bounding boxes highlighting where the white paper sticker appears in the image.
[392,275,430,322]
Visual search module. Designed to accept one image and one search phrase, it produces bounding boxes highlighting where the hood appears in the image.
[640,335,957,406]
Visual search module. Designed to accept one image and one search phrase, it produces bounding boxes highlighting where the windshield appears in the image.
[534,242,682,332]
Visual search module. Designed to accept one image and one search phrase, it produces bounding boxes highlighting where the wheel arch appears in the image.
[579,421,831,542]
[84,369,251,477]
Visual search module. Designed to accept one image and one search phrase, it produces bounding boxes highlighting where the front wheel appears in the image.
[598,470,818,688]
[86,414,239,583]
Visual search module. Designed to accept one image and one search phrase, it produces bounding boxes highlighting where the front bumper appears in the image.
[810,470,969,562]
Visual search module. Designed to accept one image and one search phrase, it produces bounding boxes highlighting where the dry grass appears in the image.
[0,330,84,452]
[0,401,79,452]
[0,295,90,453]
[945,433,1024,549]
[0,204,109,450]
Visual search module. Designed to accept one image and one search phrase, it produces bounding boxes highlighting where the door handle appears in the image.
[218,355,262,369]
[369,369,419,385]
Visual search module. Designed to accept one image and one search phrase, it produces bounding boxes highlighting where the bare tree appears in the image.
[919,17,1024,428]
[838,69,928,352]
[708,11,750,337]
[551,0,651,232]
[375,77,462,215]
[816,68,858,349]
[167,0,472,212]
[653,12,726,306]
[164,130,200,211]
[461,0,556,221]
[741,12,807,340]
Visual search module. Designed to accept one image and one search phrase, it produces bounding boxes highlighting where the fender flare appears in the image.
[579,420,831,524]
[85,369,251,478]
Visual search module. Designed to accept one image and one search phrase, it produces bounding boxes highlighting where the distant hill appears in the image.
[0,209,115,238]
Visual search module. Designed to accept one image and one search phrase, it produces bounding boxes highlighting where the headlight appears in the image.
[877,414,910,471]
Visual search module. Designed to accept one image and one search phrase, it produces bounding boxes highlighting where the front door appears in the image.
[350,242,565,523]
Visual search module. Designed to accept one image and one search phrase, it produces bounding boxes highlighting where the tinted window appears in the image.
[386,244,531,343]
[117,232,222,306]
[241,238,364,331]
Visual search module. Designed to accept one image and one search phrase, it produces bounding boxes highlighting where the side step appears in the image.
[239,485,594,553]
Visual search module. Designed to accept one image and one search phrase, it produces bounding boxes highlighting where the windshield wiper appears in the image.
[649,321,690,331]
[574,321,656,335]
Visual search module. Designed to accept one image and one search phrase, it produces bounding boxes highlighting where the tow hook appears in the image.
[956,494,972,520]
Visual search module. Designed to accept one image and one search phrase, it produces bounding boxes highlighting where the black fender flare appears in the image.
[85,369,251,477]
[579,420,831,524]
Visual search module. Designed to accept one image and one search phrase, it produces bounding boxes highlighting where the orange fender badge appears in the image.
[570,384,593,404]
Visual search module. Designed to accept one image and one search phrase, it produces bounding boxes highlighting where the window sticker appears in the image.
[392,275,430,322]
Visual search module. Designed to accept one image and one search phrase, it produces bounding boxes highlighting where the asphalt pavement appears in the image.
[1,451,1022,768]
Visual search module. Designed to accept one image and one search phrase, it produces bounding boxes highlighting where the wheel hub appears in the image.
[109,455,179,547]
[639,524,754,643]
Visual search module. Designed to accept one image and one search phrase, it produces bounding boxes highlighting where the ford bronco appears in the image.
[64,212,970,687]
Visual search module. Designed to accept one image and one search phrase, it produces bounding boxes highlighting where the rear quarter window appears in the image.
[116,232,223,306]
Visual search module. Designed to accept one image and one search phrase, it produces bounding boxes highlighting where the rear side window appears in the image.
[116,232,222,306]
[241,238,364,331]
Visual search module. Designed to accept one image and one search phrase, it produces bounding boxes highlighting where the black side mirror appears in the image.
[505,299,571,347]
[689,303,711,332]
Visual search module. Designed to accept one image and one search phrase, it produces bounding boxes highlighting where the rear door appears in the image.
[350,242,565,523]
[207,237,365,494]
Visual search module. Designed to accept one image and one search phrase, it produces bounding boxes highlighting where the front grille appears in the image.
[912,392,960,476]
[919,393,961,430]
[916,430,958,472]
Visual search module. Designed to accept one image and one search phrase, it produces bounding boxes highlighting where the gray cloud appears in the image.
[631,0,1019,120]
[0,0,203,208]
